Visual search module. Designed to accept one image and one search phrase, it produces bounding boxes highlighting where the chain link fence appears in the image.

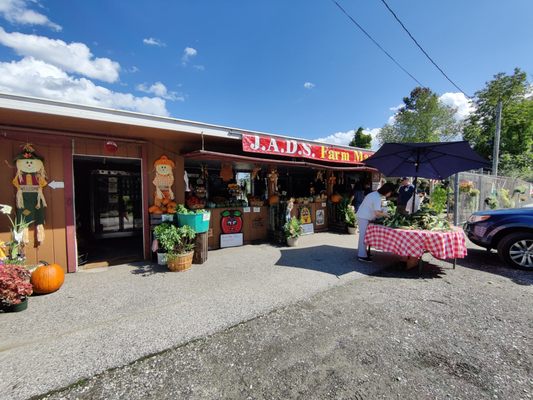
[447,172,532,224]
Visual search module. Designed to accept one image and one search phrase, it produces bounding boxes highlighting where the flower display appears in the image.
[0,203,33,262]
[0,261,32,306]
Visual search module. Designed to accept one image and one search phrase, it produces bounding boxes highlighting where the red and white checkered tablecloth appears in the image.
[365,224,467,260]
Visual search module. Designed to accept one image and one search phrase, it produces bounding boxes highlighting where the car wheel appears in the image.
[497,232,533,270]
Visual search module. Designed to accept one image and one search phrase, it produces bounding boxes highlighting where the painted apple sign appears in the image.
[220,209,244,248]
[221,210,243,233]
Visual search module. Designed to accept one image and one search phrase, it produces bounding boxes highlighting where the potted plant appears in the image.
[283,216,304,247]
[0,260,33,312]
[345,204,357,234]
[0,204,33,262]
[153,223,197,272]
[0,204,33,312]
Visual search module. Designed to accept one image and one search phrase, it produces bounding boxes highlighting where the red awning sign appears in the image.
[242,133,372,165]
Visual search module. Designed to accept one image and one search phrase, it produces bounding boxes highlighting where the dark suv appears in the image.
[464,207,533,270]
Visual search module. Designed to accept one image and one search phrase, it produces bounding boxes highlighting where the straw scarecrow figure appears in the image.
[12,144,48,244]
[148,155,176,213]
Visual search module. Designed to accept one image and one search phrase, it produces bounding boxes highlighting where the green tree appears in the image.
[378,87,460,144]
[463,68,533,179]
[349,127,372,149]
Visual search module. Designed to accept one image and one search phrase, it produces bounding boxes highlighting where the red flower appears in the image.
[0,263,33,305]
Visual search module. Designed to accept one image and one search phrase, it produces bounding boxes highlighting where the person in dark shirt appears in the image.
[396,177,414,215]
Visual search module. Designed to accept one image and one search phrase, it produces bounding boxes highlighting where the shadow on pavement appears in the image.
[130,262,170,276]
[276,245,377,277]
[373,258,446,280]
[456,247,533,286]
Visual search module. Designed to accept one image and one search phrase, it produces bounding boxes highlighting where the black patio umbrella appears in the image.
[363,141,491,212]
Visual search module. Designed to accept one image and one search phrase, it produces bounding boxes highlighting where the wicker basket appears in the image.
[166,251,194,272]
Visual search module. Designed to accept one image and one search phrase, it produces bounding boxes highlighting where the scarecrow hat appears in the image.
[154,155,175,169]
[14,143,44,162]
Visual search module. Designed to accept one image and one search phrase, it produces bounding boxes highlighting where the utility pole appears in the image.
[492,100,502,176]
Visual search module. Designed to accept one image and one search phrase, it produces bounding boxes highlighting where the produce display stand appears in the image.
[365,224,467,273]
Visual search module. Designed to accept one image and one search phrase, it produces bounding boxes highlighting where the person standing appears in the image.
[356,182,396,262]
[406,189,426,214]
[350,180,365,212]
[396,177,414,215]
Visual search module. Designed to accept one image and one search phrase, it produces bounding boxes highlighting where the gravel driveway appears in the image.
[39,244,533,400]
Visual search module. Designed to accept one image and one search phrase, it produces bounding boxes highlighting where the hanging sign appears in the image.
[242,134,373,164]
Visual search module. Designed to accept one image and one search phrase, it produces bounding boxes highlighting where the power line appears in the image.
[379,0,470,98]
[330,0,423,86]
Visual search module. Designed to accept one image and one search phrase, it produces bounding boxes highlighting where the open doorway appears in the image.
[73,156,143,268]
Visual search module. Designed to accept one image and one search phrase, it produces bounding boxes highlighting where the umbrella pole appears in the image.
[412,149,421,214]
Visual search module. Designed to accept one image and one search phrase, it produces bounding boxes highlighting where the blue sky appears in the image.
[0,0,531,149]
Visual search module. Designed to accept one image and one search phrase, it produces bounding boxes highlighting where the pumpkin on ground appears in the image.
[31,262,65,294]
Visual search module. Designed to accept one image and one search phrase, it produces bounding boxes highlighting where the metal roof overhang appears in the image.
[182,150,377,172]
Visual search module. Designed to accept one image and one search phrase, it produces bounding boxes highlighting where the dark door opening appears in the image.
[74,156,143,267]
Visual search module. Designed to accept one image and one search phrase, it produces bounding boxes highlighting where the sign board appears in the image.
[48,180,64,189]
[301,223,314,235]
[242,134,373,165]
[220,233,243,248]
[161,214,174,222]
[316,209,325,225]
[243,207,251,213]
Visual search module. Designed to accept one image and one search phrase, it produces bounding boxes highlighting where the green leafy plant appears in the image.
[153,223,196,257]
[484,196,499,209]
[429,186,448,214]
[176,204,208,215]
[498,188,513,208]
[374,205,450,231]
[283,217,303,239]
[344,205,357,228]
[0,204,33,262]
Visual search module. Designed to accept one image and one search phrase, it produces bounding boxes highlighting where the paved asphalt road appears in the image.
[37,244,532,400]
[1,233,385,400]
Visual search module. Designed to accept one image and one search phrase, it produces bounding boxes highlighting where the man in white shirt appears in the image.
[356,182,396,262]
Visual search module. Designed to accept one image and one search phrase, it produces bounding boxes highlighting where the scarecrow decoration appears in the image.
[220,162,233,182]
[12,144,48,244]
[267,167,279,196]
[148,155,177,214]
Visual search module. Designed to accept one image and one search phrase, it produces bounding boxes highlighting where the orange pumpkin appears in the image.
[148,205,161,213]
[268,194,280,205]
[31,262,65,294]
[330,193,342,203]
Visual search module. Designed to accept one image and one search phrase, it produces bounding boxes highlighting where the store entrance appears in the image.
[73,156,143,268]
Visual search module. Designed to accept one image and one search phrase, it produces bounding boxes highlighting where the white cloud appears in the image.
[136,81,184,101]
[315,128,381,151]
[142,37,165,47]
[439,92,473,120]
[181,47,197,65]
[303,82,315,89]
[0,27,120,82]
[0,57,169,116]
[0,0,61,31]
[389,103,403,112]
